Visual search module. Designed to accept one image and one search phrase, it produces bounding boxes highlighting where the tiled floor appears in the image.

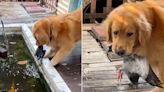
[0,2,29,19]
[0,2,53,24]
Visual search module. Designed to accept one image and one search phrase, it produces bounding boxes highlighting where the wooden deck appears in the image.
[82,24,154,92]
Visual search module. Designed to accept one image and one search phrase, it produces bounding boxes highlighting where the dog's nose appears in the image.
[116,48,125,56]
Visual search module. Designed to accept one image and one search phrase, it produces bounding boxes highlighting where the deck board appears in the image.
[82,28,154,92]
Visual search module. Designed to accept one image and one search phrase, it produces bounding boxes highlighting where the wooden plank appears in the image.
[82,43,101,48]
[83,48,103,52]
[83,24,96,31]
[85,70,117,76]
[82,58,109,64]
[90,0,96,22]
[83,79,131,88]
[84,66,116,73]
[92,85,153,92]
[91,25,106,41]
[82,38,96,42]
[88,62,123,68]
[105,0,113,13]
[83,51,106,56]
[83,87,95,92]
[83,52,108,60]
[90,0,96,13]
[84,13,108,19]
[84,73,118,80]
[82,30,92,34]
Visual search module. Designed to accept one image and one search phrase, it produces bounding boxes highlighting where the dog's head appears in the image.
[32,18,51,46]
[32,17,62,46]
[103,4,151,56]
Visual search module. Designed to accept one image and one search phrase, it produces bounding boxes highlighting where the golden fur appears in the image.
[102,0,164,91]
[32,8,81,66]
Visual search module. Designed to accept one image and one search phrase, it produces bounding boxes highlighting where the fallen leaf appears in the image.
[8,81,15,92]
[17,60,28,65]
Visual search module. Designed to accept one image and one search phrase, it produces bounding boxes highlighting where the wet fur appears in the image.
[102,0,164,91]
[32,8,81,66]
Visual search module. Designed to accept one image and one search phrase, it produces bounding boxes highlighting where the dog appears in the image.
[102,0,164,91]
[32,8,81,66]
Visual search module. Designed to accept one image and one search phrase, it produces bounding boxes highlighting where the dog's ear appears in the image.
[151,5,164,36]
[41,18,51,39]
[101,19,112,42]
[40,19,51,44]
[32,19,50,45]
[51,20,63,39]
[137,15,151,46]
[37,31,49,45]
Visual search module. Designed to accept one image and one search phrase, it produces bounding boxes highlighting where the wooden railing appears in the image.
[83,0,127,23]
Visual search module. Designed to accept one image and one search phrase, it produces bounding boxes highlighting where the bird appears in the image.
[122,55,163,88]
[35,45,46,60]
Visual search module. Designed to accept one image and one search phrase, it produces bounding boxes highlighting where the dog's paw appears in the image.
[43,51,55,58]
[50,61,58,67]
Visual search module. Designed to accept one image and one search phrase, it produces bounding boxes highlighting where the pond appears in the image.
[0,34,50,92]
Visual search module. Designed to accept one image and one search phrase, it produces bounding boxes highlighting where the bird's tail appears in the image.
[145,66,163,88]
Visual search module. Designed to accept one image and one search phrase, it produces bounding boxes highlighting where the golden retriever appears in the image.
[32,8,81,66]
[102,0,164,92]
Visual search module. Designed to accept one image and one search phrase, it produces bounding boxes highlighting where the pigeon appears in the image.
[35,45,46,60]
[122,55,163,88]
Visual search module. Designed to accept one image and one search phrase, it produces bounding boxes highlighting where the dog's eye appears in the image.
[127,32,133,37]
[113,31,119,35]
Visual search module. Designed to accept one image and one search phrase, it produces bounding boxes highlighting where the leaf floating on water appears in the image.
[8,86,15,92]
[8,81,15,92]
[9,42,16,45]
[17,60,28,65]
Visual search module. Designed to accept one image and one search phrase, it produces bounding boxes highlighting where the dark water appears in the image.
[0,34,50,92]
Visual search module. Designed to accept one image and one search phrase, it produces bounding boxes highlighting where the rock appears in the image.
[16,83,19,86]
[0,47,7,59]
[9,42,16,45]
[8,55,14,58]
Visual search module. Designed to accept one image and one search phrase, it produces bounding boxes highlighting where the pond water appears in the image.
[0,34,50,92]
